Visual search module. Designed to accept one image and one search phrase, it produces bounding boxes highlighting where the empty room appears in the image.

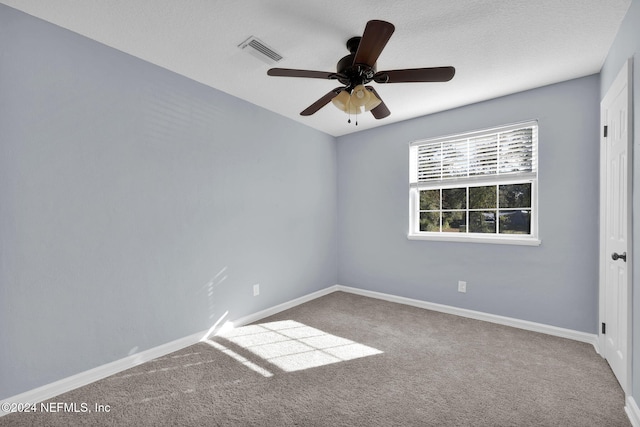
[1,1,640,425]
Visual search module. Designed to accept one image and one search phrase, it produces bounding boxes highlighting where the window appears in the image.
[409,121,540,245]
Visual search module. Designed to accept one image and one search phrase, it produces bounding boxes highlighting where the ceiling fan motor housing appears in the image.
[336,37,376,90]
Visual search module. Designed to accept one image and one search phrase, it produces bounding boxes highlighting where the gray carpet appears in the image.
[2,291,629,426]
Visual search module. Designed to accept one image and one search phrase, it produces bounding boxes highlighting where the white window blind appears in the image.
[410,121,538,188]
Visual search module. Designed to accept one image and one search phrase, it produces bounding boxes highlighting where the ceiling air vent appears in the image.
[238,36,283,65]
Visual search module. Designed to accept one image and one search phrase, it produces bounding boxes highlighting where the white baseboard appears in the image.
[1,283,601,417]
[334,285,600,351]
[626,396,640,427]
[0,330,205,416]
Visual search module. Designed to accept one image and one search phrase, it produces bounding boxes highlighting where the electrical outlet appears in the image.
[253,284,260,296]
[458,281,467,293]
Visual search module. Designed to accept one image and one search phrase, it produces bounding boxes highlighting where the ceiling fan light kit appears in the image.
[331,86,381,113]
[267,20,455,125]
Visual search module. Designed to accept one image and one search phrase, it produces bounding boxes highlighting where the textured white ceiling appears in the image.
[0,0,632,136]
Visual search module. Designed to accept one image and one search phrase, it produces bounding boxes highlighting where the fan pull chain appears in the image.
[345,98,358,125]
[347,111,359,125]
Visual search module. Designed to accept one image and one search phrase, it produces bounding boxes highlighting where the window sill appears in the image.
[407,233,541,246]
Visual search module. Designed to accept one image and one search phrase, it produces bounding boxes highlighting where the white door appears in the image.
[600,58,632,394]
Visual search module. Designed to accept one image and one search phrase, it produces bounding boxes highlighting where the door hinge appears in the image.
[604,125,608,138]
[602,322,606,334]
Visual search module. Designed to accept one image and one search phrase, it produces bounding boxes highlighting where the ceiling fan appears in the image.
[267,20,455,123]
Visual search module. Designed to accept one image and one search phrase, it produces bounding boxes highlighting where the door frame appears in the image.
[599,57,633,394]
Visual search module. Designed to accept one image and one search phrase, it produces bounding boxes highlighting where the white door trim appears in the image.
[599,57,633,394]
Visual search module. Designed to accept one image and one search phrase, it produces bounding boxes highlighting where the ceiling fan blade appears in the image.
[353,20,395,67]
[365,86,390,119]
[300,88,343,116]
[374,66,455,83]
[268,68,342,80]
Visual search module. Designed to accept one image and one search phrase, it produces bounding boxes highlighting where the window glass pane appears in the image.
[469,186,496,209]
[499,210,531,234]
[420,212,440,232]
[420,190,440,210]
[469,211,496,233]
[443,211,466,233]
[499,183,531,208]
[442,188,466,210]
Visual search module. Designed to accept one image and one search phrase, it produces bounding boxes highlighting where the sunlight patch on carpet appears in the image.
[212,320,382,373]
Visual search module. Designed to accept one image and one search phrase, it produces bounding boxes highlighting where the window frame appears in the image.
[408,121,541,246]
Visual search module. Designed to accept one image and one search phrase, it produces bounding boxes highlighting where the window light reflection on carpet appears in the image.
[205,320,382,374]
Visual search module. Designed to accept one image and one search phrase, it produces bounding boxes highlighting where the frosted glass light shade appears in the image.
[332,90,360,114]
[350,85,370,107]
[364,89,382,111]
[331,90,350,111]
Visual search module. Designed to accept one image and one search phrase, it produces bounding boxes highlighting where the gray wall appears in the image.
[600,0,640,402]
[337,75,600,333]
[0,5,337,399]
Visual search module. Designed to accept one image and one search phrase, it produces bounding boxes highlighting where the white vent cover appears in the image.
[238,36,283,64]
